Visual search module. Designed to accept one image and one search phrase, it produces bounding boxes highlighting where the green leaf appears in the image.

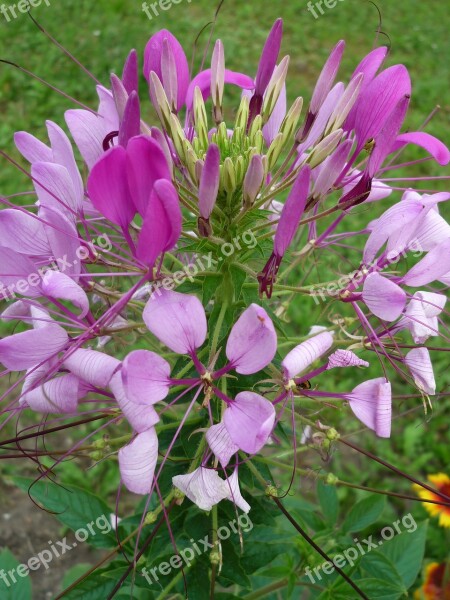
[0,549,32,600]
[229,264,247,301]
[13,477,116,548]
[360,550,403,586]
[62,572,118,599]
[317,480,339,525]
[203,274,223,305]
[342,495,386,533]
[379,520,427,589]
[62,564,93,589]
[357,578,404,599]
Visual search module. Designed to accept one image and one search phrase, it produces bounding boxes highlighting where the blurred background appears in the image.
[0,1,449,598]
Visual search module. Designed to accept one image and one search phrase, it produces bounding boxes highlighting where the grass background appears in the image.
[0,0,449,597]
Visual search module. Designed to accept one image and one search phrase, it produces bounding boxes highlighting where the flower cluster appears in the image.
[0,19,449,519]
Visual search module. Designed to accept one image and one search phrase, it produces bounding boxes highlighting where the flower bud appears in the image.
[262,56,290,125]
[243,154,265,207]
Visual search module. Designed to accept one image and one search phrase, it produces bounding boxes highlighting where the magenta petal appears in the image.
[22,367,80,414]
[353,65,411,152]
[172,467,229,511]
[119,429,158,495]
[143,289,207,354]
[310,40,345,115]
[404,348,435,396]
[122,49,139,94]
[64,349,120,388]
[206,423,239,468]
[144,30,189,111]
[41,271,89,318]
[225,468,250,514]
[347,378,392,438]
[274,165,311,257]
[199,144,220,220]
[223,392,275,454]
[118,92,141,148]
[327,350,369,369]
[362,273,406,321]
[126,135,171,216]
[402,239,450,287]
[394,132,450,166]
[263,83,287,145]
[185,69,254,111]
[282,331,334,379]
[109,371,160,433]
[254,18,283,96]
[137,179,182,268]
[0,324,68,371]
[226,304,277,374]
[87,146,135,228]
[122,350,171,405]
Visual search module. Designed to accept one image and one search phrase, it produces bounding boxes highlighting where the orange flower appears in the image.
[414,562,450,600]
[413,473,450,528]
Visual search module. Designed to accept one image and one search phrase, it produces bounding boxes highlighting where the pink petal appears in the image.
[0,246,42,297]
[223,392,275,454]
[347,378,392,437]
[109,371,160,433]
[65,109,107,170]
[206,423,239,468]
[185,69,254,111]
[119,429,159,495]
[46,120,84,204]
[144,30,190,111]
[282,331,334,379]
[87,146,135,229]
[122,350,171,405]
[327,350,369,369]
[226,304,277,374]
[401,291,446,343]
[22,365,80,414]
[393,132,450,166]
[41,271,89,318]
[404,348,435,396]
[0,324,68,371]
[14,131,52,163]
[172,467,229,511]
[64,349,120,388]
[225,468,250,513]
[143,289,207,355]
[254,18,283,96]
[0,210,50,257]
[263,83,287,145]
[402,239,450,287]
[40,207,81,279]
[198,144,220,220]
[32,162,79,218]
[126,135,171,217]
[362,273,406,321]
